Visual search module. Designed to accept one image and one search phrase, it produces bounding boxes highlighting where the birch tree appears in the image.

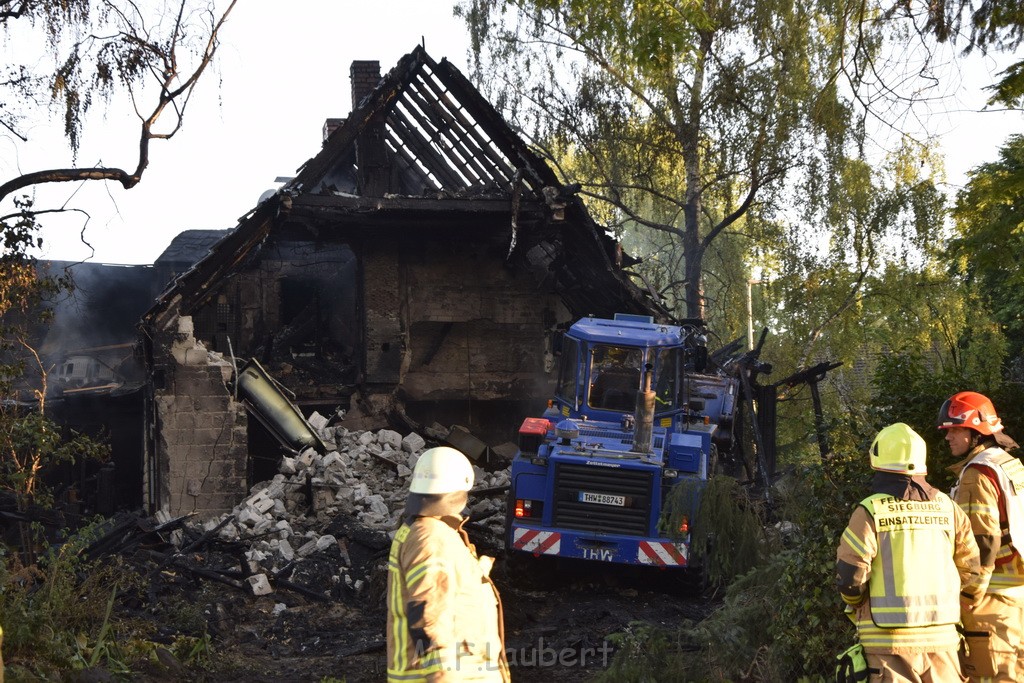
[458,0,948,321]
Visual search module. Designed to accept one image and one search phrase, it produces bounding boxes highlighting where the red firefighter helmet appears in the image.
[936,391,1004,435]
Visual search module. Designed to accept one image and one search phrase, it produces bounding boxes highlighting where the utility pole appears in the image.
[746,279,762,351]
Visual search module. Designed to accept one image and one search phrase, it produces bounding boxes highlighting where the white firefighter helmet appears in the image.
[409,446,474,494]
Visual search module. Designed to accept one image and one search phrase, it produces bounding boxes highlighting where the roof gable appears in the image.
[290,45,558,201]
[145,46,666,327]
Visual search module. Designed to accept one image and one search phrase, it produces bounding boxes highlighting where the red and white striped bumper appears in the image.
[512,528,561,555]
[637,540,688,566]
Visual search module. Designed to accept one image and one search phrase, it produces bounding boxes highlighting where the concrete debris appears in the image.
[247,573,274,595]
[401,432,425,453]
[186,423,511,594]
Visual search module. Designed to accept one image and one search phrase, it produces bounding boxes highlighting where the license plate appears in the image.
[579,491,625,506]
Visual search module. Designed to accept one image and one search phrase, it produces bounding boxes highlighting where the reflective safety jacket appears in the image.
[951,445,1024,596]
[837,488,982,653]
[386,514,510,682]
[863,494,961,627]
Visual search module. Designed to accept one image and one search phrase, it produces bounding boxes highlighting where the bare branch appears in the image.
[0,0,27,21]
[0,206,90,224]
[798,267,870,368]
[0,0,239,206]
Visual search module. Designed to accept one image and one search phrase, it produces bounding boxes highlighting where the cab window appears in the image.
[588,345,642,411]
[654,347,682,412]
[555,337,580,403]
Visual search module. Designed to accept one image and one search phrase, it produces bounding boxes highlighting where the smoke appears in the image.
[38,261,157,356]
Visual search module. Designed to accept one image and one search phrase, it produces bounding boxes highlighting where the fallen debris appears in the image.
[85,417,510,606]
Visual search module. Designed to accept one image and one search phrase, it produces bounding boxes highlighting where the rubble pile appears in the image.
[184,413,510,599]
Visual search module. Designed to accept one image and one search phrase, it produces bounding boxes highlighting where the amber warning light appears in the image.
[518,417,551,456]
[515,499,542,519]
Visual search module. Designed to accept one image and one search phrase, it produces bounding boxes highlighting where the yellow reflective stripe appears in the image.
[387,662,443,678]
[389,526,410,674]
[420,650,443,669]
[389,568,409,672]
[387,524,453,681]
[877,531,898,600]
[854,617,959,647]
[406,560,445,588]
[989,569,1024,590]
[842,526,868,556]
[961,501,999,518]
[871,594,955,608]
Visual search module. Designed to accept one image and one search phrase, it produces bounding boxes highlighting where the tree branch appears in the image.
[0,0,239,207]
[798,267,870,367]
[0,0,27,21]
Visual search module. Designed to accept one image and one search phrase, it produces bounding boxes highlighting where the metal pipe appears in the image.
[633,364,656,453]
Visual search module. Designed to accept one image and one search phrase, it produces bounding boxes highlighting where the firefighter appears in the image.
[386,446,510,682]
[939,391,1024,681]
[836,422,983,682]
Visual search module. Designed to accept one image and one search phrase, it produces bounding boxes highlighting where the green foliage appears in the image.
[900,0,1024,106]
[458,0,945,320]
[170,630,214,668]
[0,200,109,503]
[987,59,1024,107]
[949,134,1024,364]
[870,349,1024,490]
[1,0,236,209]
[597,620,692,683]
[687,476,770,586]
[0,523,152,679]
[1,0,220,156]
[602,450,873,680]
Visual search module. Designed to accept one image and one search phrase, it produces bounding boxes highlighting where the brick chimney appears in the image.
[322,117,344,143]
[350,60,388,196]
[321,60,379,144]
[350,60,381,109]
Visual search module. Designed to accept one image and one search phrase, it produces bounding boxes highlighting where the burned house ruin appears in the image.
[141,46,663,518]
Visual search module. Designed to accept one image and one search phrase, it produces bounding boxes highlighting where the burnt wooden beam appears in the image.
[143,200,278,323]
[356,113,390,197]
[388,105,469,190]
[399,85,499,189]
[429,52,559,192]
[413,67,518,181]
[291,193,544,215]
[385,130,441,192]
[292,48,428,192]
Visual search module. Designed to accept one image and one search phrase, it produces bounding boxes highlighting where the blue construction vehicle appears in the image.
[506,313,740,569]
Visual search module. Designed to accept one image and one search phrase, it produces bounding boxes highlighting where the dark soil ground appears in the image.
[116,523,717,683]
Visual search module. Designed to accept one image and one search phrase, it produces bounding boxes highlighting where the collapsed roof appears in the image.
[145,45,664,330]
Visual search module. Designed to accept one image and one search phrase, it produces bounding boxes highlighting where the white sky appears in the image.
[2,1,1021,266]
[2,1,473,265]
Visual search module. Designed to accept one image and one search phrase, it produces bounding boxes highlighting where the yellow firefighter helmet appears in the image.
[870,422,927,475]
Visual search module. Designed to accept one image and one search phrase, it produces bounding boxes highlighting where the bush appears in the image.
[602,449,873,680]
[0,522,151,679]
